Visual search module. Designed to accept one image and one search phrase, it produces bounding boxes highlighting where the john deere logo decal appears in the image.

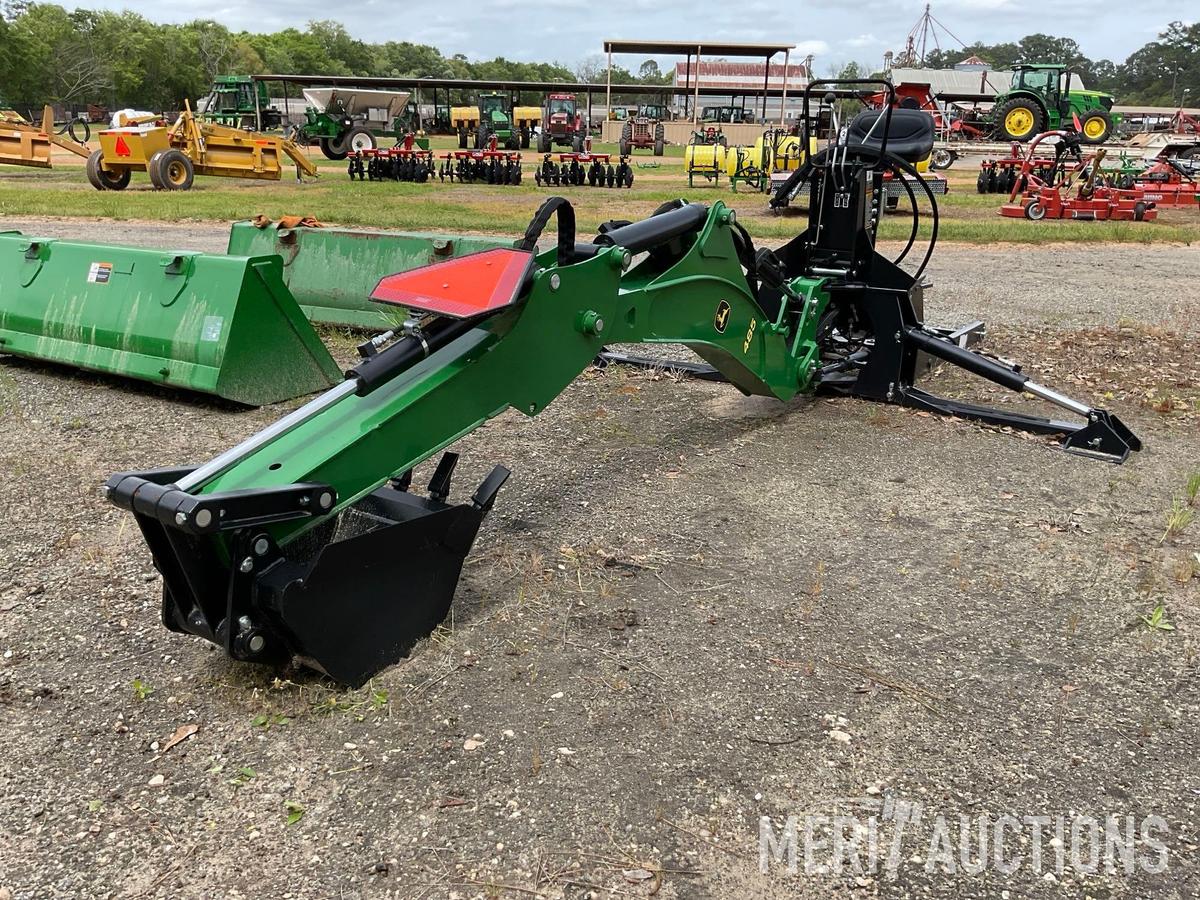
[714,300,731,334]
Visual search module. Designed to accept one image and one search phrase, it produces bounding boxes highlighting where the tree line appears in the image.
[0,3,1195,114]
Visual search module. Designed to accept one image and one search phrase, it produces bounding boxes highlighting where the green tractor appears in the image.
[991,64,1116,144]
[199,76,282,130]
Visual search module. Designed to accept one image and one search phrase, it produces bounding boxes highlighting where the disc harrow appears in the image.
[438,135,522,185]
[533,151,633,188]
[348,133,436,182]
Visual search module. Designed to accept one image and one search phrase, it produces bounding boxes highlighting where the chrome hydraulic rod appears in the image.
[1023,380,1092,417]
[174,379,359,493]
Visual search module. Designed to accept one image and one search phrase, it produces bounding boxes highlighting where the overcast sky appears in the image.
[72,0,1186,71]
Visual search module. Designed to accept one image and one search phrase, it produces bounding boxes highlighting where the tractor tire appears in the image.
[320,138,348,161]
[151,149,195,191]
[1133,201,1147,221]
[619,139,631,157]
[458,126,468,149]
[976,169,988,194]
[930,148,954,170]
[1024,201,1046,221]
[654,138,664,156]
[520,127,530,149]
[85,150,130,191]
[654,124,665,156]
[344,127,376,154]
[1079,109,1113,145]
[1178,145,1196,160]
[572,133,583,153]
[995,97,1044,142]
[475,126,488,150]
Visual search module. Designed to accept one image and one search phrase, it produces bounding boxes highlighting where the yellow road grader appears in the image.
[0,106,91,169]
[87,102,316,191]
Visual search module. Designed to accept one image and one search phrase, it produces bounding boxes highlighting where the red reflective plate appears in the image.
[370,248,533,319]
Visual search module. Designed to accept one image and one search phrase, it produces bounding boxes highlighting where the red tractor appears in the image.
[539,93,586,153]
[619,104,667,156]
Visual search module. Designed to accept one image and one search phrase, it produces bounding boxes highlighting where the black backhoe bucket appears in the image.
[106,453,509,687]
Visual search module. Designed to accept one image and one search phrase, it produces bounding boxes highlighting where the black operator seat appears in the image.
[846,108,935,165]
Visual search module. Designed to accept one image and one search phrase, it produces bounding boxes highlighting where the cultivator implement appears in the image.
[106,81,1141,687]
[0,233,340,404]
[533,151,633,188]
[438,137,522,185]
[226,221,510,327]
[347,133,436,182]
[0,106,91,169]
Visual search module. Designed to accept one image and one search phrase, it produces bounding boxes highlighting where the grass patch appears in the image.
[3,156,1197,245]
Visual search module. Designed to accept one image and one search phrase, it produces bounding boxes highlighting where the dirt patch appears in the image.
[0,224,1197,899]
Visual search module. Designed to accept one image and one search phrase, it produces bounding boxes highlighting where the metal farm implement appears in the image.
[348,134,436,183]
[1000,132,1158,221]
[976,142,1068,194]
[0,106,91,169]
[88,102,317,191]
[105,81,1141,688]
[533,143,634,188]
[438,136,522,185]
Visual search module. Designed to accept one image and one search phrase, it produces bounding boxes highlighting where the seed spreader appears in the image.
[106,82,1141,687]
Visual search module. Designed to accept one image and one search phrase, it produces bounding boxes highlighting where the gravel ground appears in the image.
[0,217,1197,899]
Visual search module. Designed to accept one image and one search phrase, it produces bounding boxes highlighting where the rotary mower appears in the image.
[1000,132,1157,221]
[103,80,1141,688]
[438,135,522,185]
[1118,143,1199,209]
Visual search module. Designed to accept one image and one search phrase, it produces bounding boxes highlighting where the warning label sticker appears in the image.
[87,262,113,284]
[201,315,224,342]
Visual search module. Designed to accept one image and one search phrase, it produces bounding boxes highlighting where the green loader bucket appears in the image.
[226,222,511,328]
[0,233,341,405]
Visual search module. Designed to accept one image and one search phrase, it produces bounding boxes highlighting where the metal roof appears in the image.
[603,40,794,57]
[252,74,799,99]
[253,74,674,95]
[1114,104,1200,116]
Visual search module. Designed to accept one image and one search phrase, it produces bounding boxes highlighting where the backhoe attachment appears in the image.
[105,80,1140,686]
